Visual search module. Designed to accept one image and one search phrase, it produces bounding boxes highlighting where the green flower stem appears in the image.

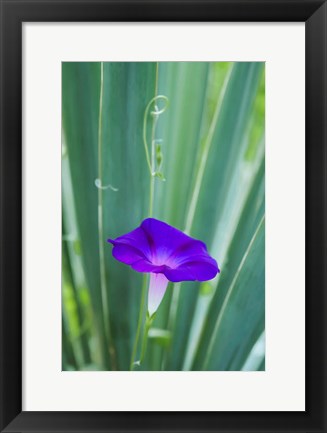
[130,63,169,369]
[130,63,160,370]
[129,273,148,370]
[97,62,117,370]
[140,314,154,365]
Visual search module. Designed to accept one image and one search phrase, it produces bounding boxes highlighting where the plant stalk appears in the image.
[140,315,153,364]
[97,62,117,370]
[130,62,159,370]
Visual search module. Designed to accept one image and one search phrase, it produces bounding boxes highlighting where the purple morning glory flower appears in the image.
[108,218,220,315]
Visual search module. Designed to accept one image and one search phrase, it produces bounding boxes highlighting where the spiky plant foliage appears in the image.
[62,62,265,371]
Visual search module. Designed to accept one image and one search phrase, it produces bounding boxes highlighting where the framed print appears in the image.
[0,1,326,432]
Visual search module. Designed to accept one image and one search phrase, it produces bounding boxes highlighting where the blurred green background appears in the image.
[62,62,265,371]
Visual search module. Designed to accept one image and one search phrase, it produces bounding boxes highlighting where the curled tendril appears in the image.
[95,178,119,192]
[143,95,169,177]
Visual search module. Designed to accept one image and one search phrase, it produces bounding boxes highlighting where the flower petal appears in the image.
[131,261,164,273]
[108,225,152,259]
[110,243,147,265]
[148,273,169,316]
[163,256,219,282]
[108,237,166,274]
[141,218,207,266]
[165,239,209,267]
[108,218,220,283]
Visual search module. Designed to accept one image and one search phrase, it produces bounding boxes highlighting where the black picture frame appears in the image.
[0,1,326,432]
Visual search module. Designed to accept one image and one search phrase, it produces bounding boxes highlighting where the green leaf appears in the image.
[241,331,265,371]
[101,63,157,370]
[62,62,112,368]
[63,62,157,370]
[62,61,265,372]
[166,63,264,371]
[190,152,265,370]
[202,217,265,370]
[148,62,210,370]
